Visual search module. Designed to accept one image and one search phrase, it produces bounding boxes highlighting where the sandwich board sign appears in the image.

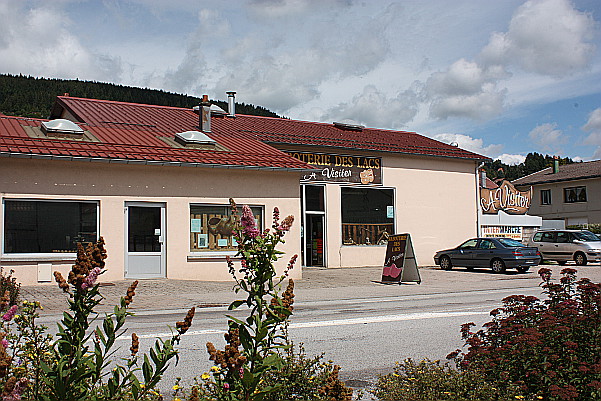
[381,233,421,284]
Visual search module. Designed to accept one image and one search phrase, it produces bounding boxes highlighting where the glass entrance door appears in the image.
[305,214,325,266]
[125,203,165,279]
[302,185,326,267]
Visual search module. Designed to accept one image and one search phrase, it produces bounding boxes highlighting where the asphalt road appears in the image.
[29,263,601,398]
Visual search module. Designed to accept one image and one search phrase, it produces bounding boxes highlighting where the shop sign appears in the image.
[380,233,421,284]
[285,151,382,184]
[482,226,523,241]
[480,180,532,215]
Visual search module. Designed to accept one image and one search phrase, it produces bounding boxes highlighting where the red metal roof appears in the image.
[0,96,487,169]
[55,96,487,161]
[0,115,311,170]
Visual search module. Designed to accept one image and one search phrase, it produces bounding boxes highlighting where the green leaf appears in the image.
[228,299,245,310]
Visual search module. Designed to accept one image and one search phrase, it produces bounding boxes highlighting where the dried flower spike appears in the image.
[54,271,70,293]
[176,307,195,335]
[130,333,139,356]
[124,280,139,306]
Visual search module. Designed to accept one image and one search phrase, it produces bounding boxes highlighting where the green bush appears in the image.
[449,268,601,401]
[372,359,536,401]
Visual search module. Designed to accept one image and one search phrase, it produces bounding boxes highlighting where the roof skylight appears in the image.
[41,119,84,135]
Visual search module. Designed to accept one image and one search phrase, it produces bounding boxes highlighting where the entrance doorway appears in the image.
[302,185,326,267]
[305,214,325,266]
[125,202,166,279]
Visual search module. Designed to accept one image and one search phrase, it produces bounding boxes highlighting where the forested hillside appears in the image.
[0,74,281,119]
[483,152,576,182]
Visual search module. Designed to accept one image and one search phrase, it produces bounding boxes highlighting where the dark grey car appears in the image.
[434,238,541,273]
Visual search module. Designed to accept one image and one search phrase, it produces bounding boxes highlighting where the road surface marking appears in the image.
[121,310,490,340]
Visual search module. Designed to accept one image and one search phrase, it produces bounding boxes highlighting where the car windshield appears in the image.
[497,238,525,248]
[572,231,600,241]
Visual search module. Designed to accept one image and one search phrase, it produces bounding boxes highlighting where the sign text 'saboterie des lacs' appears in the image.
[285,151,382,184]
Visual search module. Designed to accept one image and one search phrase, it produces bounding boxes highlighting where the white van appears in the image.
[527,230,601,265]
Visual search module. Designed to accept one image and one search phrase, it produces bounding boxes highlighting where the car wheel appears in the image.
[516,266,529,273]
[440,256,453,270]
[574,252,587,266]
[491,258,506,274]
[558,261,567,266]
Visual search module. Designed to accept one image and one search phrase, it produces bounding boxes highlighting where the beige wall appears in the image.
[523,178,601,224]
[1,158,302,285]
[320,153,479,268]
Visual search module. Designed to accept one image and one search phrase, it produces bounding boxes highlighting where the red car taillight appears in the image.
[512,250,523,256]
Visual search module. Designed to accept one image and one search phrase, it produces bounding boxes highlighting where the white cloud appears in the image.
[583,108,601,159]
[433,133,503,157]
[319,85,419,129]
[0,3,122,82]
[497,153,526,165]
[528,122,567,153]
[480,0,595,77]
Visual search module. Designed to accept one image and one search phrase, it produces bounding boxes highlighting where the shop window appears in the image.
[540,189,551,205]
[564,186,587,203]
[341,187,394,246]
[190,204,262,252]
[3,200,98,254]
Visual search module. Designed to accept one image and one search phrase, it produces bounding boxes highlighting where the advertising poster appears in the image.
[381,233,421,284]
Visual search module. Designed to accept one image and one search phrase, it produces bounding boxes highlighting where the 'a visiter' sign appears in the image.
[480,180,532,215]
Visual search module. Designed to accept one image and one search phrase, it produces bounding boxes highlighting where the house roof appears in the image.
[0,115,311,170]
[512,160,601,186]
[53,96,488,161]
[0,96,487,170]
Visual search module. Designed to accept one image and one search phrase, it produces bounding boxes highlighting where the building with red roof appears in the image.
[1,93,488,285]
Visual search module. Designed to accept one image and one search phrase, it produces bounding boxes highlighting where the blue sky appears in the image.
[1,0,600,162]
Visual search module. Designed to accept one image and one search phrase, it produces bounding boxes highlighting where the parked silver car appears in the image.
[526,229,601,265]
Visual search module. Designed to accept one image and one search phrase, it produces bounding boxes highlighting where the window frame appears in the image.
[340,185,395,246]
[563,186,587,203]
[188,203,264,256]
[1,198,99,260]
[540,189,551,205]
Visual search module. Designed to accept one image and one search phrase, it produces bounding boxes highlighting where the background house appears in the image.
[513,160,601,226]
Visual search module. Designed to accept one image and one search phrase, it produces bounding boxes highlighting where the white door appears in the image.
[125,203,165,279]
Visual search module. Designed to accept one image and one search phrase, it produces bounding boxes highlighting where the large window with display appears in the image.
[3,199,98,254]
[341,187,394,246]
[190,204,263,252]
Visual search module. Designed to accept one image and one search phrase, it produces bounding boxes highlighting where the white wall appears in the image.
[1,158,302,285]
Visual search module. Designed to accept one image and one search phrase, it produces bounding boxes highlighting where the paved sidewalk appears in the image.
[21,264,601,316]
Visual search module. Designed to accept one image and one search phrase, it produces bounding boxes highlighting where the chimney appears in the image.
[226,91,236,117]
[200,94,211,133]
[553,156,559,173]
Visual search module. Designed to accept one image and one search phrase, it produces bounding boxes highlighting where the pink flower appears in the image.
[240,205,259,239]
[81,267,102,290]
[2,305,17,322]
[1,338,8,348]
[223,382,230,390]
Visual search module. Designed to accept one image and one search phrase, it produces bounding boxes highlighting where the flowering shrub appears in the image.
[196,200,299,401]
[1,300,54,400]
[0,238,196,401]
[0,268,20,307]
[373,358,535,400]
[449,268,601,401]
[193,199,352,401]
